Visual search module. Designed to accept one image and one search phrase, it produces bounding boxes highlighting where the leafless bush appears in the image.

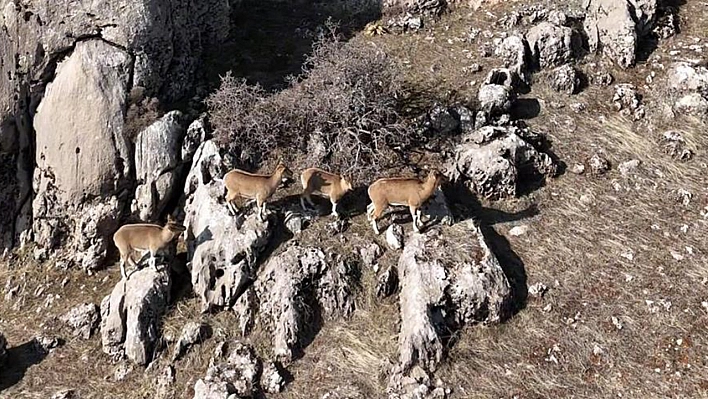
[207,24,420,182]
[125,86,164,143]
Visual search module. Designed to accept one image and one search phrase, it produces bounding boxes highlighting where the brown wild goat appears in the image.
[223,163,293,221]
[366,169,446,234]
[112,215,186,279]
[300,167,353,218]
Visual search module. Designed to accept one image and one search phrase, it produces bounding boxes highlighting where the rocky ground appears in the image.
[1,0,708,398]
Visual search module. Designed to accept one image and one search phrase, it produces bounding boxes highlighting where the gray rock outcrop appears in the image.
[450,125,557,199]
[193,341,262,398]
[667,62,708,117]
[494,35,530,77]
[390,221,511,391]
[254,245,357,362]
[548,64,581,94]
[184,141,275,313]
[172,321,211,361]
[584,0,658,69]
[526,21,580,69]
[260,362,286,394]
[61,303,101,339]
[31,39,131,268]
[477,84,515,116]
[133,111,187,221]
[100,267,171,365]
[0,0,231,252]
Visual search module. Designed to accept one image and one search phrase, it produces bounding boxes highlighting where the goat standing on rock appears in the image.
[300,168,353,218]
[367,169,446,234]
[223,163,293,221]
[112,215,186,280]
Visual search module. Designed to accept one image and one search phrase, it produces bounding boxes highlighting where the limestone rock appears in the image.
[494,35,529,77]
[477,84,514,116]
[668,63,708,97]
[428,105,460,136]
[32,335,63,355]
[183,140,275,313]
[0,0,231,252]
[587,154,611,176]
[60,303,100,339]
[255,245,357,362]
[613,84,645,120]
[675,94,708,116]
[31,40,132,267]
[376,266,400,298]
[422,189,454,227]
[232,288,257,337]
[548,65,581,95]
[359,243,383,269]
[451,125,557,199]
[584,0,658,69]
[172,321,211,362]
[33,39,132,206]
[185,181,274,313]
[386,224,405,250]
[133,111,187,221]
[193,341,262,398]
[526,22,580,69]
[261,362,286,394]
[155,365,176,399]
[100,267,171,365]
[182,114,209,163]
[395,221,511,377]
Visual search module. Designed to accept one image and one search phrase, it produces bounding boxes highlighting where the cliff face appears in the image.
[0,0,232,251]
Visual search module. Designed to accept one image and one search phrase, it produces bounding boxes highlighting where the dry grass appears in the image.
[3,1,708,398]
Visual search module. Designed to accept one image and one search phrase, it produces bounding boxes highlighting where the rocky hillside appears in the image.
[1,0,708,398]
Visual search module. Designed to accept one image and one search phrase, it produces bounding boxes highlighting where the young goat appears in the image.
[112,215,186,279]
[366,169,446,234]
[223,163,292,221]
[300,168,353,218]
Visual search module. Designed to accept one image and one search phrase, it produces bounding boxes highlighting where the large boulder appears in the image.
[100,267,171,365]
[526,21,580,69]
[254,245,357,362]
[494,34,530,77]
[33,39,132,205]
[583,0,658,69]
[31,39,131,268]
[133,111,187,221]
[477,84,515,116]
[183,141,275,313]
[667,62,708,116]
[450,125,557,199]
[389,221,512,394]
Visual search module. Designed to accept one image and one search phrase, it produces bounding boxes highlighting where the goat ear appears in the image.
[166,214,176,223]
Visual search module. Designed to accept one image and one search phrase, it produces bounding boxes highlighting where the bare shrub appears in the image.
[207,24,420,182]
[125,86,164,142]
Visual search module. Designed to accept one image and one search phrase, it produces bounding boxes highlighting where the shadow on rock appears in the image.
[444,183,535,314]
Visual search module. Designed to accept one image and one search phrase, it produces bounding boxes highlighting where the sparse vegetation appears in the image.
[125,86,164,142]
[207,23,421,181]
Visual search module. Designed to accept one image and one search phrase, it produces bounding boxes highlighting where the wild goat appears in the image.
[112,215,186,279]
[366,169,446,234]
[223,163,292,221]
[300,167,353,218]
